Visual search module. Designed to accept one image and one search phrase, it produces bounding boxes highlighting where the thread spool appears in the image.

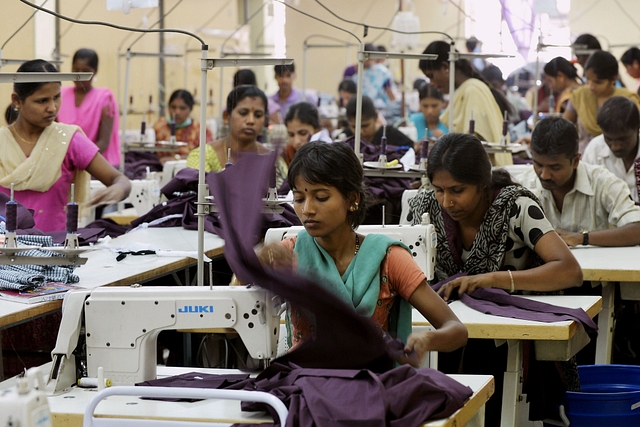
[468,117,475,135]
[421,130,429,159]
[380,126,387,154]
[140,120,146,136]
[502,111,509,137]
[66,203,78,233]
[5,201,17,232]
[269,165,276,188]
[6,183,17,232]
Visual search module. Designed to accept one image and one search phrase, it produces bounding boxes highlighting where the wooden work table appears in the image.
[0,227,225,378]
[413,294,601,427]
[571,245,640,364]
[44,367,493,427]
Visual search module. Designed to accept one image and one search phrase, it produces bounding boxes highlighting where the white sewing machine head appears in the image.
[47,286,282,392]
[264,215,437,280]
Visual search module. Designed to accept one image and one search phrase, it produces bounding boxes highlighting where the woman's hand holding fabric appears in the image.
[437,273,493,301]
[257,243,297,272]
[403,331,435,367]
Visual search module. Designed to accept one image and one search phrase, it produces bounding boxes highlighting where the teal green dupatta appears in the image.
[292,230,414,343]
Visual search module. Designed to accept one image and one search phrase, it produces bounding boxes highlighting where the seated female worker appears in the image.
[407,132,582,426]
[0,59,131,232]
[153,89,213,164]
[186,85,271,171]
[259,141,468,364]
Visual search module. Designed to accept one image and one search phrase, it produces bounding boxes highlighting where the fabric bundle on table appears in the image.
[0,233,80,291]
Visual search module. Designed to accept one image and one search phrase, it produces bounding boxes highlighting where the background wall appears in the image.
[3,1,640,130]
[282,0,466,102]
[1,0,240,127]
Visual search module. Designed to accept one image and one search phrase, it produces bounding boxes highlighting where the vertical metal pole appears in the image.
[532,38,541,126]
[118,50,132,214]
[197,45,209,287]
[120,49,132,176]
[354,43,365,164]
[302,42,308,102]
[448,41,456,132]
[158,0,166,118]
[53,0,60,63]
[184,41,190,89]
[218,59,225,122]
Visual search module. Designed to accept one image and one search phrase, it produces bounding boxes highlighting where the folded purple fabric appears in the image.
[233,362,473,427]
[196,149,474,427]
[431,273,597,333]
[461,288,597,333]
[137,371,249,388]
[207,149,393,371]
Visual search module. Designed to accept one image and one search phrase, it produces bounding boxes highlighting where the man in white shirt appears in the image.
[583,96,640,202]
[519,117,640,247]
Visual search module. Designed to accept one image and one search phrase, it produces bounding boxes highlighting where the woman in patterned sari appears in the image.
[408,133,582,427]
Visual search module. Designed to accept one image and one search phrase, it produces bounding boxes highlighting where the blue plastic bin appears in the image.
[564,365,640,427]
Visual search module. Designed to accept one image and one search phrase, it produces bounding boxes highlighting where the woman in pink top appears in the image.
[0,60,131,232]
[57,49,121,168]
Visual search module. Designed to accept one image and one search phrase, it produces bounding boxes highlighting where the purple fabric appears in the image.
[124,151,163,180]
[133,167,300,235]
[137,372,249,402]
[343,65,357,79]
[161,167,199,197]
[461,288,597,332]
[431,274,597,333]
[0,193,36,229]
[207,149,394,371]
[206,149,473,426]
[342,138,413,218]
[232,363,472,427]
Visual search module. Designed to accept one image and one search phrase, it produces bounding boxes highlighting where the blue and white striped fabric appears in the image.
[0,230,80,291]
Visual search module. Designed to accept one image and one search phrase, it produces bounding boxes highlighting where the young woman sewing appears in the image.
[153,89,213,163]
[0,59,131,232]
[186,85,270,173]
[419,40,512,143]
[543,56,582,114]
[407,132,583,426]
[563,50,640,153]
[261,141,468,363]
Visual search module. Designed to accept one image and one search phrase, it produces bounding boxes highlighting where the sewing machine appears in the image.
[47,285,283,393]
[264,216,437,280]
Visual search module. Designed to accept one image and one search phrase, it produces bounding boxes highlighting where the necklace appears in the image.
[354,234,360,255]
[10,125,37,145]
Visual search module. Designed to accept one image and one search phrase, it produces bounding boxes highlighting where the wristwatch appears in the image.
[582,231,589,246]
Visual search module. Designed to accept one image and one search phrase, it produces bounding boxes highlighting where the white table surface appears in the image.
[570,245,640,364]
[413,294,601,341]
[0,228,225,329]
[571,245,640,283]
[74,227,225,289]
[45,366,493,427]
[413,293,600,427]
